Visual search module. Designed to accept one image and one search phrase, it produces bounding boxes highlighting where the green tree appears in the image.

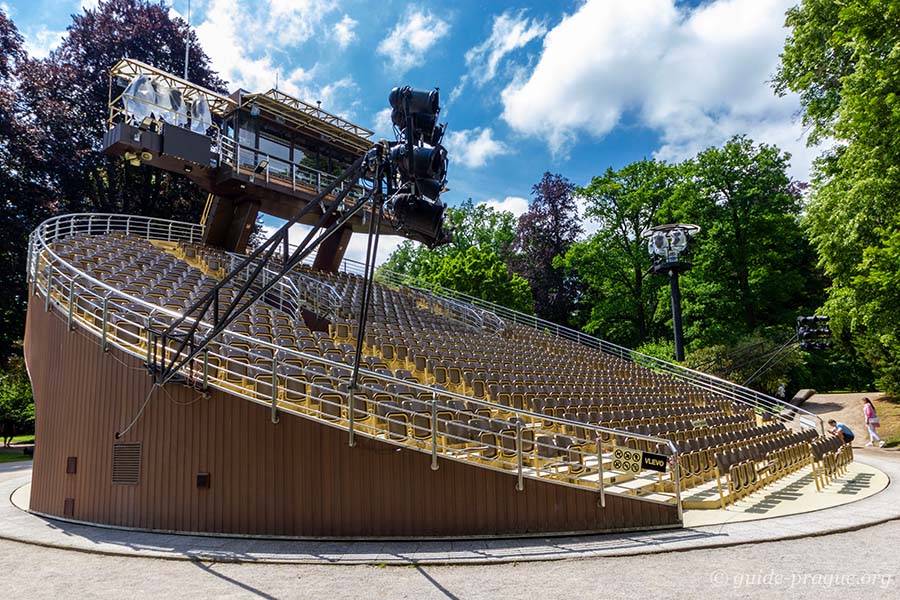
[561,159,676,347]
[378,199,529,310]
[425,246,532,314]
[774,0,900,392]
[0,356,34,446]
[670,136,820,347]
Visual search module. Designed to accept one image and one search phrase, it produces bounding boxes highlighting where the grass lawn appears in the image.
[0,453,32,463]
[7,435,35,445]
[872,396,900,447]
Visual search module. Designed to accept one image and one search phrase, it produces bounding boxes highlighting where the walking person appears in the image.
[863,397,885,447]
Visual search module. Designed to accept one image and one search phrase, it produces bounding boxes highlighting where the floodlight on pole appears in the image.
[642,223,700,362]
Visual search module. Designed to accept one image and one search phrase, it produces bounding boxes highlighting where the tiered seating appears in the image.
[810,434,853,491]
[46,231,843,506]
[711,428,818,507]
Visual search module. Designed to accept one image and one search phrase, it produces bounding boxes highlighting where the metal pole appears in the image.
[597,435,606,508]
[673,448,684,521]
[516,421,524,491]
[202,350,209,389]
[270,359,279,424]
[670,269,685,362]
[101,296,109,352]
[66,279,75,330]
[348,152,384,447]
[431,393,439,470]
[183,0,191,80]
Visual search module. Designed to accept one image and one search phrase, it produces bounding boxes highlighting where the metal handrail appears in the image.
[28,213,688,517]
[345,257,825,435]
[225,251,342,321]
[215,136,368,202]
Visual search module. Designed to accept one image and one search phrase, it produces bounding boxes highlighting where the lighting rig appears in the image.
[742,315,832,388]
[644,223,700,362]
[796,315,832,351]
[148,85,451,418]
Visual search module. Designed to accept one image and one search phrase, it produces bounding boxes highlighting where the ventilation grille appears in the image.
[112,442,141,485]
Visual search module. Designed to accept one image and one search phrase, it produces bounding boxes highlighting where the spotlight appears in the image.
[388,144,447,184]
[389,193,451,249]
[184,164,193,173]
[139,116,155,131]
[254,159,269,175]
[389,86,441,143]
[123,151,141,167]
[140,151,153,161]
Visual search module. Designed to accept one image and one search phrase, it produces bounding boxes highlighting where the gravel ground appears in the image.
[2,519,897,600]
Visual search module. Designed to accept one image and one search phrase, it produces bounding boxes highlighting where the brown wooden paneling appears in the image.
[24,294,680,537]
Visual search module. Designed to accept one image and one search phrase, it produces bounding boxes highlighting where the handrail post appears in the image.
[44,271,52,312]
[101,295,110,351]
[430,392,439,470]
[516,421,524,491]
[597,434,606,508]
[270,359,279,424]
[66,278,76,330]
[348,382,356,447]
[672,445,683,521]
[202,349,209,389]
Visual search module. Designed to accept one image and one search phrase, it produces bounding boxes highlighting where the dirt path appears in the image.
[800,392,891,447]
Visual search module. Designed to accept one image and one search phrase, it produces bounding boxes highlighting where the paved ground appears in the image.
[2,449,898,598]
[2,449,897,565]
[0,518,896,599]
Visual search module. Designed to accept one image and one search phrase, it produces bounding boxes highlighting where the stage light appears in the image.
[649,231,668,257]
[139,116,155,131]
[140,151,153,161]
[123,151,141,167]
[642,223,701,361]
[389,86,441,142]
[189,97,211,134]
[122,74,155,125]
[388,144,447,182]
[254,159,269,175]
[383,84,450,246]
[389,193,451,248]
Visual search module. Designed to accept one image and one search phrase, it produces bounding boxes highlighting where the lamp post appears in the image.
[643,224,700,362]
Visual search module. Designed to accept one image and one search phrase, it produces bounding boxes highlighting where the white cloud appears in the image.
[501,0,816,180]
[450,10,545,102]
[480,196,529,218]
[443,127,510,169]
[372,108,394,139]
[377,10,449,74]
[259,221,403,268]
[194,0,359,118]
[333,14,357,49]
[22,26,65,59]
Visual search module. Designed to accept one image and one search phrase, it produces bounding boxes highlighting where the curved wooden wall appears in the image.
[24,295,680,537]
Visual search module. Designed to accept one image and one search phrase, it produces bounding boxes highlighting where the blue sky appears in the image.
[4,0,816,262]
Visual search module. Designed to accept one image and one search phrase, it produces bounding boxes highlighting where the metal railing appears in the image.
[344,258,826,436]
[28,213,686,518]
[215,136,369,203]
[225,252,341,321]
